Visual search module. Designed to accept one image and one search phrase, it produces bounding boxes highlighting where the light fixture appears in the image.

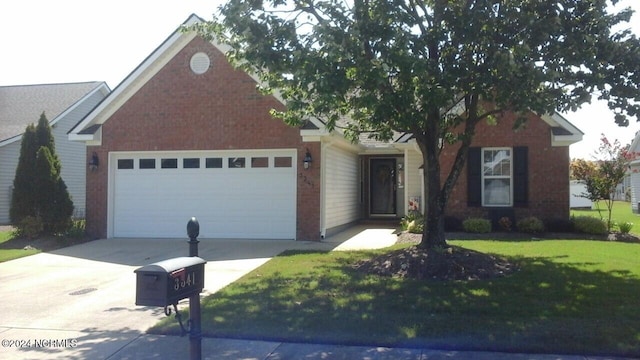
[88,152,99,171]
[303,149,312,170]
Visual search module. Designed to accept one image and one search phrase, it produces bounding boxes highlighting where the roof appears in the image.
[0,82,105,142]
[69,14,326,144]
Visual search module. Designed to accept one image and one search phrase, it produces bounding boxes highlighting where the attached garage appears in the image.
[108,150,297,239]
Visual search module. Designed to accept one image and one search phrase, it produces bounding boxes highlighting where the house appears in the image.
[627,132,640,212]
[0,82,110,224]
[69,15,583,240]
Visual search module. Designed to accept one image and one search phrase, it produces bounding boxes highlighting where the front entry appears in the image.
[369,158,397,216]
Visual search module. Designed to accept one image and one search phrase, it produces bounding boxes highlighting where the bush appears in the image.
[616,221,633,234]
[498,216,512,231]
[572,216,608,235]
[400,211,424,234]
[15,215,44,239]
[462,218,491,233]
[65,219,86,238]
[516,216,545,234]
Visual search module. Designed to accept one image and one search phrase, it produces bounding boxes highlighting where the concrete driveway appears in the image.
[0,226,397,359]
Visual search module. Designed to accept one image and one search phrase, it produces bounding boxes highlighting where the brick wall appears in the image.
[440,110,570,224]
[86,36,321,240]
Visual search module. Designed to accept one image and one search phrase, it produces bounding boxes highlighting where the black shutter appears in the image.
[467,147,481,206]
[513,146,528,207]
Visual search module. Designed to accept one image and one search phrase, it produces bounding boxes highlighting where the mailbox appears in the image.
[135,256,206,307]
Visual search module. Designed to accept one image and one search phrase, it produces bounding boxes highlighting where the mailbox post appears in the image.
[134,217,205,360]
[186,217,201,360]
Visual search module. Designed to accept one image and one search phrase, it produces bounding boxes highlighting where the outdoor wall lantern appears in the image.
[88,152,99,171]
[303,149,313,169]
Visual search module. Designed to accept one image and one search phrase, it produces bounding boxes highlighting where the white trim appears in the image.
[481,147,514,207]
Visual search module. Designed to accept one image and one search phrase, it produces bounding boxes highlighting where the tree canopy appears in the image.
[195,0,640,247]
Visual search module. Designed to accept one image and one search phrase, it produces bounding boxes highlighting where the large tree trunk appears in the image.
[415,97,481,250]
[416,110,449,249]
[420,162,448,249]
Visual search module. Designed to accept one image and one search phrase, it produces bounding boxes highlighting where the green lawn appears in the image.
[571,200,640,234]
[151,240,640,357]
[0,230,39,262]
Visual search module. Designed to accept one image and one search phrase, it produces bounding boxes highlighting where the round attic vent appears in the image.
[190,52,210,74]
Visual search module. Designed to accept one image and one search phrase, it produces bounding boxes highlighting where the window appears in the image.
[139,159,156,169]
[482,148,512,206]
[183,158,200,169]
[274,156,292,168]
[251,157,268,168]
[205,158,222,168]
[161,158,178,169]
[118,159,134,169]
[229,157,246,168]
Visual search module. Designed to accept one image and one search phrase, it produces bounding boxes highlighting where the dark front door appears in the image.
[370,159,396,216]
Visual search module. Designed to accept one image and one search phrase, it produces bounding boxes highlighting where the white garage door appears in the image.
[110,150,297,239]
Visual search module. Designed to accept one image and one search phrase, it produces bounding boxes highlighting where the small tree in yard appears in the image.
[572,135,638,231]
[196,0,640,250]
[10,113,74,236]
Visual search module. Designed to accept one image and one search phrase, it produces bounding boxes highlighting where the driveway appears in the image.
[0,226,397,359]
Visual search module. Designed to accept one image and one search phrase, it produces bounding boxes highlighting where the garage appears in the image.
[108,150,297,239]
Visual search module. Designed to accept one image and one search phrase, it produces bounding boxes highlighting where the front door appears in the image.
[370,159,396,216]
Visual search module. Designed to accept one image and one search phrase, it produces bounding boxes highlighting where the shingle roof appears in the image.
[0,82,103,142]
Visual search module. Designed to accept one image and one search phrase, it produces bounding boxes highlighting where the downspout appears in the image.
[319,140,332,238]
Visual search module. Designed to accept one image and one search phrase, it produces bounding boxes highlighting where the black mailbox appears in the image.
[135,256,206,307]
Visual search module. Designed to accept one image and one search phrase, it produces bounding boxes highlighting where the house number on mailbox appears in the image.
[171,268,197,291]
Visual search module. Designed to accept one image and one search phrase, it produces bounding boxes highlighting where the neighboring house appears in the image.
[627,132,640,212]
[0,82,110,224]
[69,15,583,240]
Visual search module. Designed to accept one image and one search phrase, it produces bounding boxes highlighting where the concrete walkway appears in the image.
[0,226,636,359]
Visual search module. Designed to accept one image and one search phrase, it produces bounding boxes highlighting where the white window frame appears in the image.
[481,147,513,207]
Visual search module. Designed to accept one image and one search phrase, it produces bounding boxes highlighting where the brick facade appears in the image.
[85,37,321,240]
[441,111,570,225]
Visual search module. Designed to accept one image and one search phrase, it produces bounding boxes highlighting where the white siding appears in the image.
[53,89,107,218]
[324,145,360,230]
[0,141,20,224]
[630,165,640,213]
[569,180,592,208]
[0,86,108,223]
[404,147,423,214]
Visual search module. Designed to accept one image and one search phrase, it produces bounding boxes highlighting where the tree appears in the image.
[196,0,640,248]
[10,113,73,235]
[573,135,637,230]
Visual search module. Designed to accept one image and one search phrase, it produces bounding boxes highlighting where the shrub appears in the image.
[15,215,44,239]
[572,216,608,235]
[462,218,491,233]
[516,216,545,234]
[616,221,633,234]
[401,211,424,234]
[498,216,512,231]
[65,219,86,238]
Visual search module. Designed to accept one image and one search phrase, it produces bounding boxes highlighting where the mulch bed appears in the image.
[0,226,94,252]
[354,231,640,281]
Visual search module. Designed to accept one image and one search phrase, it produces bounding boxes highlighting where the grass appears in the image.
[0,229,39,262]
[151,240,640,357]
[571,200,640,234]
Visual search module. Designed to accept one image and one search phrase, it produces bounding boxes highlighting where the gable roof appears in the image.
[0,82,107,144]
[69,14,326,145]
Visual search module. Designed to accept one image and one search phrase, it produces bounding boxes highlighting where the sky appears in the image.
[1,0,638,159]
